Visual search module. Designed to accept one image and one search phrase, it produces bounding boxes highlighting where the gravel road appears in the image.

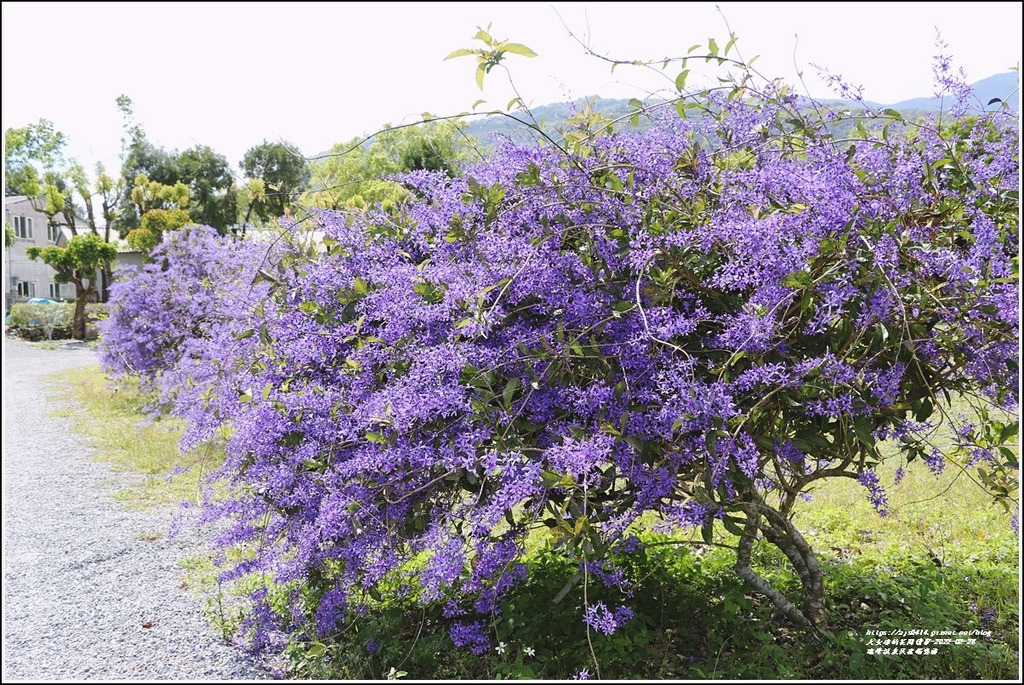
[2,338,275,681]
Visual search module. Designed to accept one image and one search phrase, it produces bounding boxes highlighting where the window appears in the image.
[13,215,33,240]
[48,282,62,299]
[16,281,36,298]
[47,224,61,243]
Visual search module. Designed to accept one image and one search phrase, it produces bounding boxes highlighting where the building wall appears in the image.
[5,195,152,313]
[4,196,75,307]
[115,250,146,273]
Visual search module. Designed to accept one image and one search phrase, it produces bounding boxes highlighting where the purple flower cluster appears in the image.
[100,225,274,388]
[582,601,635,636]
[857,471,890,517]
[449,620,491,654]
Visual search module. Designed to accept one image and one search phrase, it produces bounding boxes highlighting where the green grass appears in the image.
[48,365,223,508]
[795,458,1017,568]
[54,363,1019,679]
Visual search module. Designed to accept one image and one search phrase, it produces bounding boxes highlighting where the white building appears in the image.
[4,195,77,306]
[5,195,167,314]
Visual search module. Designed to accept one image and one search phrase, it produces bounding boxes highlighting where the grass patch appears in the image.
[795,459,1018,568]
[49,365,222,508]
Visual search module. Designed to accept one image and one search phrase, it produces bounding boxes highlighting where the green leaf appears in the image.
[794,429,832,450]
[721,514,745,537]
[502,377,521,410]
[445,48,476,60]
[701,520,714,545]
[999,422,1018,441]
[853,417,875,448]
[781,270,813,288]
[541,471,566,487]
[675,69,690,91]
[501,42,538,58]
[303,459,326,473]
[914,397,933,423]
[261,382,273,402]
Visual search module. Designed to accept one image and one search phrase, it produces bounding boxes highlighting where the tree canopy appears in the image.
[239,140,311,224]
[113,96,236,234]
[28,233,118,338]
[306,119,475,210]
[5,119,68,197]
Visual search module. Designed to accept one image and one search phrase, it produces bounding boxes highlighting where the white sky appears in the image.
[3,2,1021,178]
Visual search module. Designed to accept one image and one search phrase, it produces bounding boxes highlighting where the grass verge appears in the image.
[49,365,222,508]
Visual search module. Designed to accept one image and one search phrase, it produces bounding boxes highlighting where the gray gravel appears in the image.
[2,337,277,681]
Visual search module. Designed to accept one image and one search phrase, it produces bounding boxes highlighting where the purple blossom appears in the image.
[612,535,644,555]
[857,471,889,517]
[924,449,947,476]
[583,601,632,636]
[449,620,491,654]
[586,560,633,597]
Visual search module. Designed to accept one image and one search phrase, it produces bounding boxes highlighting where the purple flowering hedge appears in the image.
[100,51,1018,657]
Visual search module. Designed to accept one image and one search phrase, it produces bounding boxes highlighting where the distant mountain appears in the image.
[462,97,653,145]
[463,73,1019,145]
[887,71,1018,112]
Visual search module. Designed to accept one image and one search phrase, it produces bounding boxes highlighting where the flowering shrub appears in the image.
[99,224,275,397]
[101,40,1018,657]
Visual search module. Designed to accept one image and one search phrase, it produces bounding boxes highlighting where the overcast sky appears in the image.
[3,2,1020,177]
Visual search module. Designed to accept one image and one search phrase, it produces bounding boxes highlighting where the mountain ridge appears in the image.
[460,71,1019,143]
